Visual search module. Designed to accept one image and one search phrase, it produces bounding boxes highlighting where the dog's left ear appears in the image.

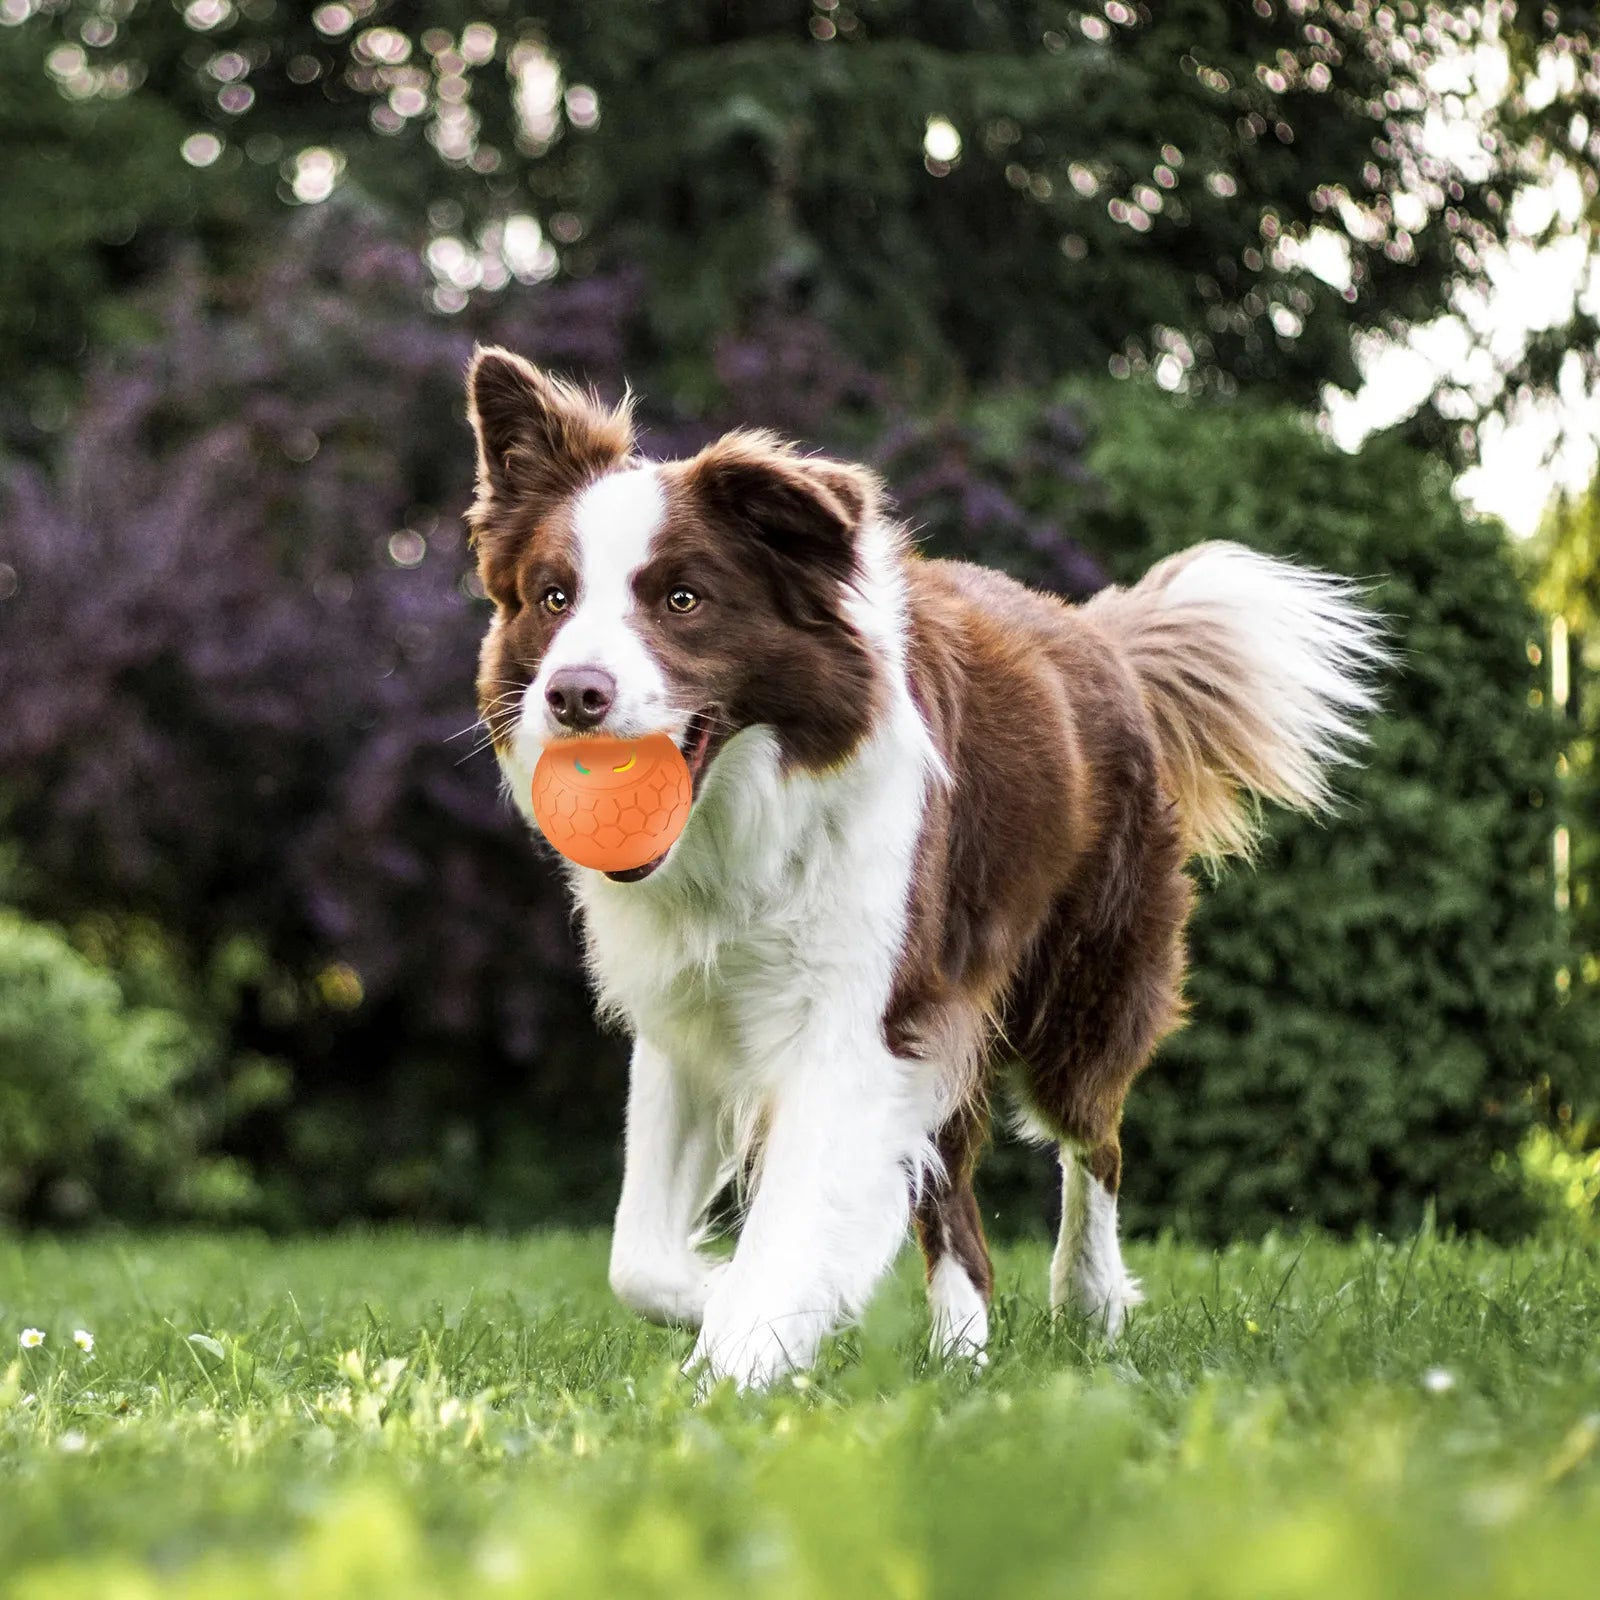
[465,345,634,518]
[684,430,881,585]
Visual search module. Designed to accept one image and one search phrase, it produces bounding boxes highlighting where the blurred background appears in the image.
[1,0,1598,1241]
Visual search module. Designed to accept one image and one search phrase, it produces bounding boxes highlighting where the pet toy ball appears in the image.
[531,733,693,873]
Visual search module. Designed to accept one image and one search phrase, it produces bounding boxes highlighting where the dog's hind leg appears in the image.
[1015,800,1191,1342]
[914,1104,994,1363]
[1049,1135,1142,1337]
[608,1038,728,1329]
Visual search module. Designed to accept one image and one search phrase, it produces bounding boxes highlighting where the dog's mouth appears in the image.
[602,709,727,884]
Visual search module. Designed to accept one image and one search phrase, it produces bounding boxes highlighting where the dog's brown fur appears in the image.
[889,560,1192,1301]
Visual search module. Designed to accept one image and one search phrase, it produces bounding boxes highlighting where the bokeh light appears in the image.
[181,132,223,168]
[290,147,344,204]
[923,117,962,165]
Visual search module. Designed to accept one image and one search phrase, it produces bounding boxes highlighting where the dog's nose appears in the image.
[545,665,617,731]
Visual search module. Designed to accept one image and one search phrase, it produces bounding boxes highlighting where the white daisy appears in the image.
[73,1329,95,1354]
[19,1328,44,1350]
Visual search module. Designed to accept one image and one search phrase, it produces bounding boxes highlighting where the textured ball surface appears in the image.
[531,734,692,872]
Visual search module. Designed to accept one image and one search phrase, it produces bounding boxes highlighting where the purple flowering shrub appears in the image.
[0,208,1101,1223]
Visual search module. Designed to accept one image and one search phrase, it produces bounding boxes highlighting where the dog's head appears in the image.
[465,346,889,880]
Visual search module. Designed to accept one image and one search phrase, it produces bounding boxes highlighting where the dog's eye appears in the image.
[667,587,700,615]
[541,586,569,616]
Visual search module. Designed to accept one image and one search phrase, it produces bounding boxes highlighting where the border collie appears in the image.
[465,347,1384,1389]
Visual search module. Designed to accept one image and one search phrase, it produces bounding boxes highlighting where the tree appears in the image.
[4,2,1598,450]
[0,21,204,434]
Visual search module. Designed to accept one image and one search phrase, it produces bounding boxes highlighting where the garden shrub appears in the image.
[1519,1121,1600,1235]
[1048,389,1572,1239]
[1528,482,1600,1095]
[0,907,256,1221]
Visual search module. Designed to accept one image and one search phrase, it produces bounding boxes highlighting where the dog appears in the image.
[465,346,1384,1389]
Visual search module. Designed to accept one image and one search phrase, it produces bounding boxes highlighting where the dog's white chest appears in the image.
[582,850,857,1098]
[575,725,924,1097]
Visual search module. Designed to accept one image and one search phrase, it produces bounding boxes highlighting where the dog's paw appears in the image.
[927,1258,990,1367]
[1056,1273,1143,1341]
[685,1279,829,1394]
[685,1319,799,1394]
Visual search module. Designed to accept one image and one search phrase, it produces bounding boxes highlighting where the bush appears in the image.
[1055,389,1573,1239]
[0,907,254,1221]
[0,209,602,1225]
[1528,482,1600,1087]
[1519,1121,1600,1235]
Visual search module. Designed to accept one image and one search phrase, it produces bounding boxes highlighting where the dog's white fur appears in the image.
[928,1252,990,1364]
[1050,1144,1144,1337]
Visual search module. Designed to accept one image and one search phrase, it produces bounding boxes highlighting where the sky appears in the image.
[1325,29,1600,538]
[1328,217,1600,537]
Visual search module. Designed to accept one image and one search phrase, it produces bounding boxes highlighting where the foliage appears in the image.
[0,209,598,1225]
[1529,481,1600,1048]
[1058,388,1575,1238]
[2,0,1584,1234]
[0,906,254,1220]
[1520,1120,1600,1232]
[2,1230,1600,1596]
[1,197,1572,1234]
[0,190,1573,1234]
[0,23,202,435]
[4,3,1600,455]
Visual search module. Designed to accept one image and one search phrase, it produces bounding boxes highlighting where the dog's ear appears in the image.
[684,430,881,586]
[465,346,634,519]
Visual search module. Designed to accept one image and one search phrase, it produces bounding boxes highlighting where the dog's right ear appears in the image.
[465,346,634,519]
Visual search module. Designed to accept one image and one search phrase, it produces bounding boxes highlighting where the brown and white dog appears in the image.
[466,347,1384,1389]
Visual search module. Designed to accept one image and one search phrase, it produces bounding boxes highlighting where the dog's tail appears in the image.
[1082,541,1388,862]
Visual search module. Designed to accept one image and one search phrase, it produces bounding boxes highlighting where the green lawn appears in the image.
[2,1229,1598,1598]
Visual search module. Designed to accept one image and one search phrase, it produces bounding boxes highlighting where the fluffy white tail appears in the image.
[1083,541,1388,861]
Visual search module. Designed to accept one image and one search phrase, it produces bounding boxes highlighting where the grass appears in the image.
[2,1228,1598,1598]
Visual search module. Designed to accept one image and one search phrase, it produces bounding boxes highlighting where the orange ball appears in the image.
[531,733,693,873]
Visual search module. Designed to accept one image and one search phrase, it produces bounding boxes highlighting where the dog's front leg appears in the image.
[688,1035,924,1390]
[608,1039,727,1329]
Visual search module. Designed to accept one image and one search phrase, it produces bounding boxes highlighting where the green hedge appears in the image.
[0,908,263,1222]
[1043,391,1573,1239]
